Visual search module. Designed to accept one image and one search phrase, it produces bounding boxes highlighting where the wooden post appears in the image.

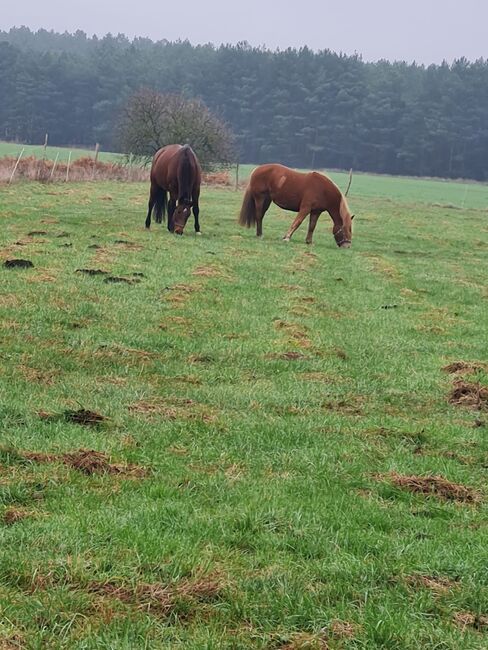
[128,152,133,181]
[235,162,239,191]
[8,148,25,184]
[43,133,48,158]
[65,151,72,182]
[49,152,60,181]
[92,143,100,179]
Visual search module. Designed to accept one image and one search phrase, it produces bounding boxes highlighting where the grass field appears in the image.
[0,177,487,649]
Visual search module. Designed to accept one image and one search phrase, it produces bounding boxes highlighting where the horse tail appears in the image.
[178,145,194,202]
[154,186,167,223]
[344,168,353,197]
[238,187,256,227]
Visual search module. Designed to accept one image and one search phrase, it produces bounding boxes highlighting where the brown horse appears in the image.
[238,164,354,246]
[145,144,202,235]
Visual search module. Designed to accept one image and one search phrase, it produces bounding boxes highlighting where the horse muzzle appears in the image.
[174,226,184,235]
[340,241,351,248]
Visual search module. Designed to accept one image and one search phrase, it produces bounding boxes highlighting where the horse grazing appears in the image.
[238,164,354,247]
[145,144,202,235]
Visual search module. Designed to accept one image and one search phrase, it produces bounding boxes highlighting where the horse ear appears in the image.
[351,214,355,220]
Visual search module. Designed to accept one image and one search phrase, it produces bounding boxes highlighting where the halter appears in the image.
[334,225,351,246]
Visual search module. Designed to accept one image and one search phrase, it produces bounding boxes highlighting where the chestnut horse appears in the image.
[145,144,202,235]
[238,164,354,247]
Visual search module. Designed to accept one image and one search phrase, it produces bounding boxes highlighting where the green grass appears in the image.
[0,141,122,163]
[0,177,487,649]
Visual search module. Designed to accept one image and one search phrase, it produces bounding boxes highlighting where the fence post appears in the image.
[66,151,72,182]
[49,152,59,182]
[235,162,239,191]
[8,148,25,184]
[92,143,100,180]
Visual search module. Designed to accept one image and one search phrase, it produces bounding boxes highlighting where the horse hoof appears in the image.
[282,237,290,242]
[196,231,202,236]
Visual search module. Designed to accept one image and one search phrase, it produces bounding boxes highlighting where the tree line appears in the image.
[1,27,488,180]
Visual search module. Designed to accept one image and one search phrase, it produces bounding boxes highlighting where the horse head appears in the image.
[334,197,354,247]
[173,200,193,235]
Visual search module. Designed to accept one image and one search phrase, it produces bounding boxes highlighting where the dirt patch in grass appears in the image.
[113,240,143,251]
[85,573,224,619]
[0,635,25,650]
[448,381,488,410]
[275,632,329,649]
[76,268,108,276]
[192,265,226,278]
[323,396,364,416]
[266,351,307,361]
[406,574,459,593]
[94,344,156,362]
[443,361,488,375]
[128,397,217,423]
[380,472,481,503]
[64,409,108,426]
[21,448,147,477]
[274,320,312,349]
[328,620,360,639]
[3,507,34,526]
[18,365,58,386]
[453,612,488,632]
[104,275,141,285]
[188,353,214,364]
[3,259,34,269]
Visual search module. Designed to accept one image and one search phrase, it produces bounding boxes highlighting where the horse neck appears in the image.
[178,147,194,201]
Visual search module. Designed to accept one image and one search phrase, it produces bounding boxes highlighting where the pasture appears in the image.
[0,177,487,649]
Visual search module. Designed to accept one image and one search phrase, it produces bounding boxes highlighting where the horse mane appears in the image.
[177,145,194,202]
[339,193,352,228]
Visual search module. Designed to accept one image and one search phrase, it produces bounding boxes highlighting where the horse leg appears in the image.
[145,185,157,229]
[255,195,271,237]
[305,211,321,244]
[192,190,201,234]
[167,196,176,233]
[283,207,310,242]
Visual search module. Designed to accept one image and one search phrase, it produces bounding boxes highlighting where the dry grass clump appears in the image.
[380,472,480,503]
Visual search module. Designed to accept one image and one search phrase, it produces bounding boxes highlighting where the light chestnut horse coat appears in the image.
[239,164,353,246]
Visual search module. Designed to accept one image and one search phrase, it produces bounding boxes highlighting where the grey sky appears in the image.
[2,0,487,64]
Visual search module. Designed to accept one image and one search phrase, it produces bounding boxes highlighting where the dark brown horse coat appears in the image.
[239,164,353,246]
[145,144,202,235]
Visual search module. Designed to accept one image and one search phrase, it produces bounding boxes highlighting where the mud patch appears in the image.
[453,612,488,632]
[63,409,108,426]
[380,472,480,503]
[323,396,364,416]
[85,573,224,619]
[274,320,312,349]
[328,620,360,640]
[113,240,143,251]
[76,268,108,276]
[18,365,58,386]
[128,397,216,423]
[0,634,24,649]
[448,381,488,410]
[3,259,34,269]
[3,507,34,526]
[23,448,147,477]
[275,632,328,649]
[104,276,141,285]
[192,265,226,278]
[188,354,214,364]
[406,574,459,593]
[267,351,307,361]
[27,230,47,236]
[443,361,487,375]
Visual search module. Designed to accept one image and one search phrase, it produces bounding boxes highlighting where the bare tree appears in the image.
[117,89,235,170]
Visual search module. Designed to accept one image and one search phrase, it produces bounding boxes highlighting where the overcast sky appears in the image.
[2,0,487,64]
